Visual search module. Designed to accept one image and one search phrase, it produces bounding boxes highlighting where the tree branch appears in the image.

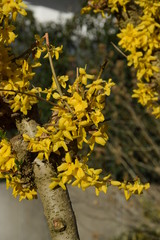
[14,118,80,240]
[0,88,56,106]
[34,158,80,240]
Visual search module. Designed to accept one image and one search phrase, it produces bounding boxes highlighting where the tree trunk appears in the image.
[12,118,80,240]
[34,158,80,240]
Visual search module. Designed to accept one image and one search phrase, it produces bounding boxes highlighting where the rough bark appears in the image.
[34,158,80,240]
[12,118,80,240]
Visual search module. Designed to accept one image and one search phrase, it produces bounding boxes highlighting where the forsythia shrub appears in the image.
[0,0,150,201]
[82,0,160,118]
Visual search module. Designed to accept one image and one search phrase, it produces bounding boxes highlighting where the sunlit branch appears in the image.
[44,33,63,97]
[44,33,73,113]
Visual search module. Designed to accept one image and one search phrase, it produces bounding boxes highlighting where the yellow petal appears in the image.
[124,190,131,200]
[95,137,106,146]
[57,163,68,172]
[52,92,60,99]
[63,130,73,140]
[111,181,121,186]
[49,181,59,189]
[77,168,85,178]
[59,182,66,190]
[144,183,150,190]
[23,134,30,141]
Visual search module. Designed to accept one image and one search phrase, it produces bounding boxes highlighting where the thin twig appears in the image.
[97,57,108,79]
[44,33,63,97]
[12,42,37,62]
[76,67,79,78]
[111,41,127,58]
[0,88,56,106]
[44,33,73,113]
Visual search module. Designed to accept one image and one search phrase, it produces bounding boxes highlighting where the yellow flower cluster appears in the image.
[6,177,37,201]
[0,0,150,201]
[24,68,114,153]
[81,0,107,17]
[132,82,159,112]
[108,0,130,12]
[111,180,150,200]
[0,0,27,21]
[117,0,160,118]
[82,0,160,118]
[81,0,130,16]
[0,0,27,46]
[0,139,37,201]
[23,59,150,199]
[0,1,38,115]
[50,153,110,196]
[0,2,62,116]
[0,139,16,173]
[23,67,116,196]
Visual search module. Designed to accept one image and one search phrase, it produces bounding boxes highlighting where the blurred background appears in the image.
[1,1,160,240]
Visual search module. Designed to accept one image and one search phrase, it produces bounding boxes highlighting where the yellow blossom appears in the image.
[44,45,63,60]
[69,92,88,118]
[79,67,95,85]
[0,139,16,172]
[6,177,37,201]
